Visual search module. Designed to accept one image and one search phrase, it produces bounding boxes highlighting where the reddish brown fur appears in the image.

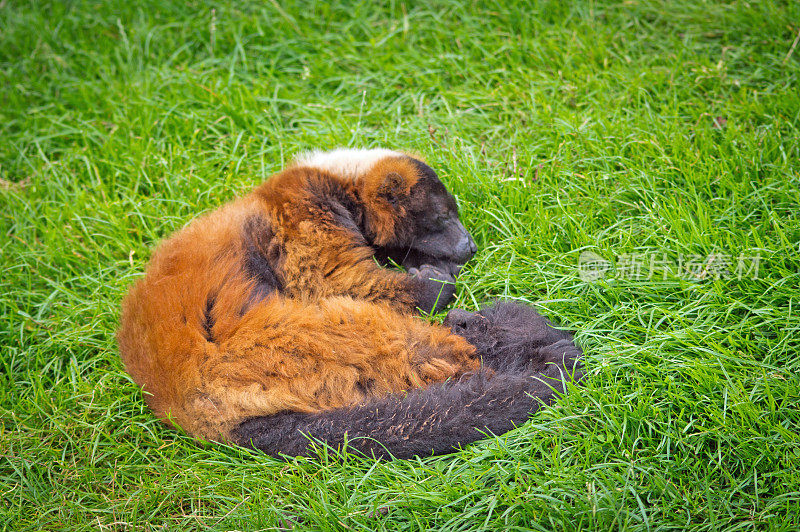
[117,157,480,444]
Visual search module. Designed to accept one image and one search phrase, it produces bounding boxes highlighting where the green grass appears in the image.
[2,0,799,529]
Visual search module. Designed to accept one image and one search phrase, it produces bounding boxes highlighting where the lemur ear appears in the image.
[362,170,408,246]
[376,172,405,205]
[360,157,420,246]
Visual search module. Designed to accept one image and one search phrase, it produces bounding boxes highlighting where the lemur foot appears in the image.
[445,301,583,379]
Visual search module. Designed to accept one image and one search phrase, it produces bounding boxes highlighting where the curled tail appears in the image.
[232,341,582,459]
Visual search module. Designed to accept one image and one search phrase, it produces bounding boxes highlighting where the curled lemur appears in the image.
[117,148,583,459]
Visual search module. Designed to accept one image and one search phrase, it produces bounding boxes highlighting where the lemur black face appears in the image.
[375,159,477,276]
[406,175,476,264]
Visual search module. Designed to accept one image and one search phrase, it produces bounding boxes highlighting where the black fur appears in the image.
[445,302,583,377]
[232,301,583,459]
[201,295,216,343]
[242,215,283,303]
[305,171,366,239]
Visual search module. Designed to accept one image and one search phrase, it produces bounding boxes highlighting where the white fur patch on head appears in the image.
[292,148,403,180]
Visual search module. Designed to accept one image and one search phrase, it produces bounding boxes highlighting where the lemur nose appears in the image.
[456,231,477,262]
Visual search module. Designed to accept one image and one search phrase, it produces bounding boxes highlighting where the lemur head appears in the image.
[360,155,477,275]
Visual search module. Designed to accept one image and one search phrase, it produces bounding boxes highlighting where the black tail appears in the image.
[232,302,583,459]
[232,365,577,459]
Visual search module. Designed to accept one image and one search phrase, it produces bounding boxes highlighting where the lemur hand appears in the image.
[408,264,457,314]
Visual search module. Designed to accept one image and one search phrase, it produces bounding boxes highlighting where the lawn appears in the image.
[2,0,799,530]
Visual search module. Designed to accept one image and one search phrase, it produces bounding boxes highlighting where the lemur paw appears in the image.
[408,264,456,314]
[444,302,583,377]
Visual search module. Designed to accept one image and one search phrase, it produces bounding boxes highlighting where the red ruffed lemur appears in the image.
[117,148,583,459]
